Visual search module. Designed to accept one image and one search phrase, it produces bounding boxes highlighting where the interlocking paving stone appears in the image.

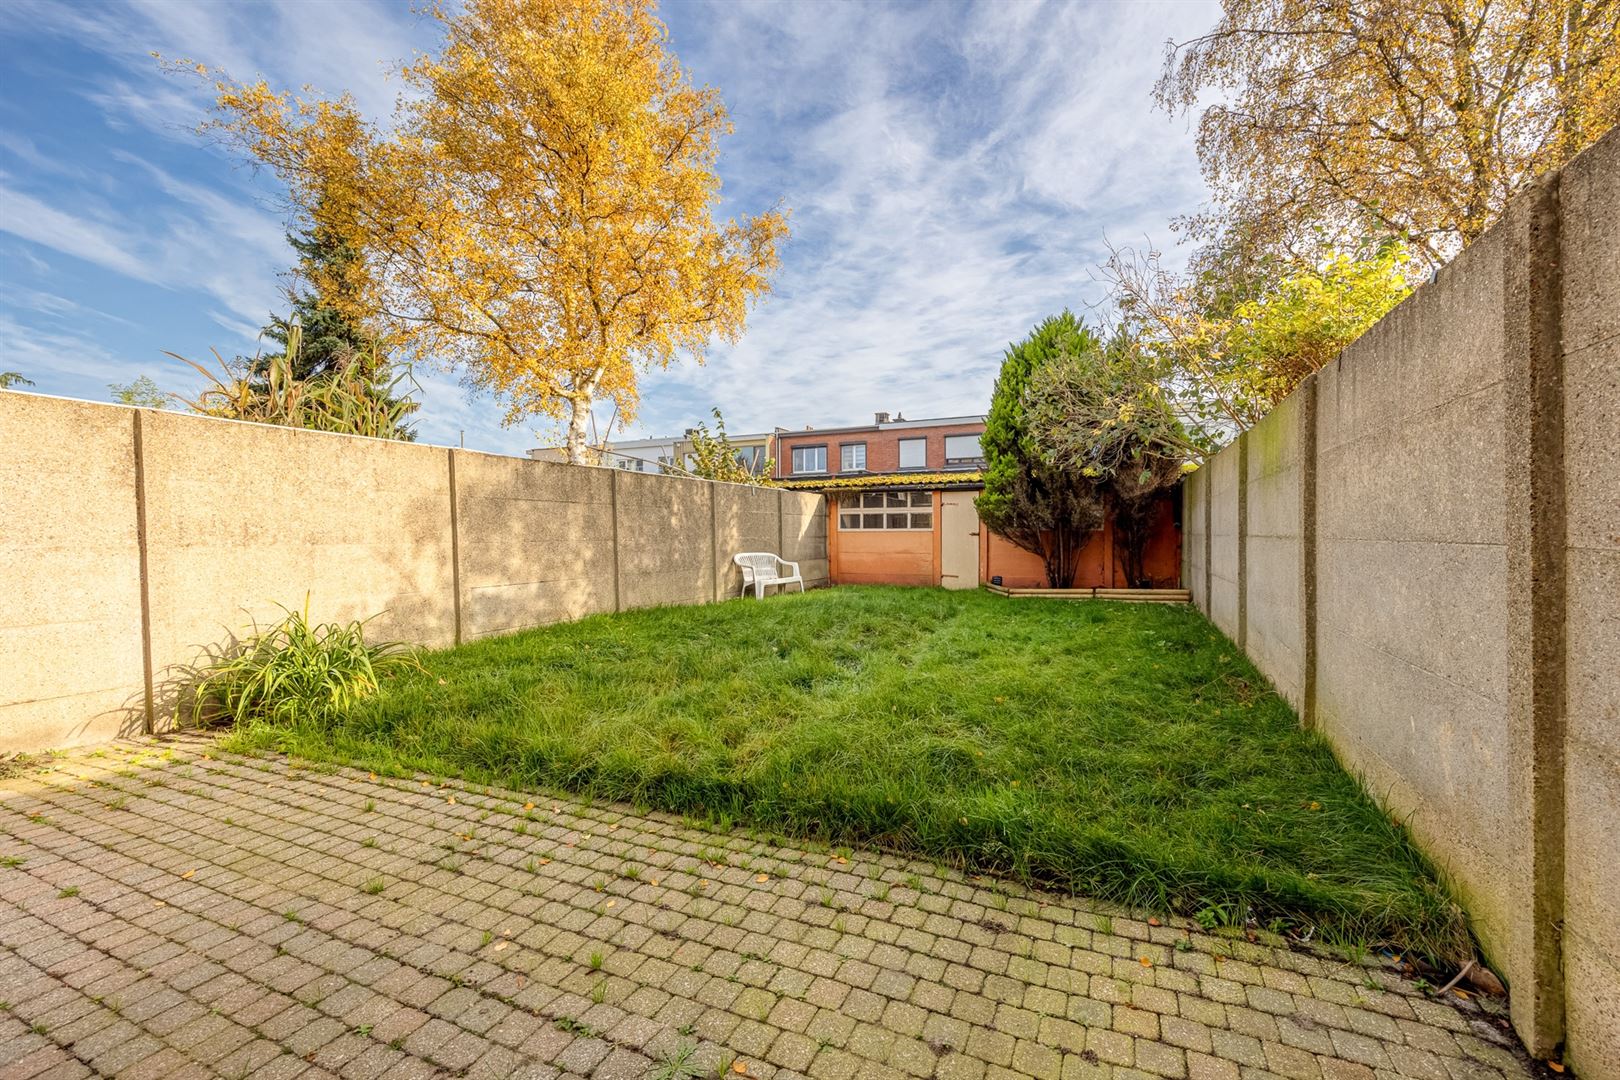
[0,735,1537,1079]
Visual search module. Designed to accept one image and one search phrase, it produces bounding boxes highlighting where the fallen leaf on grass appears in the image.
[1139,957,1153,968]
[1147,918,1161,927]
[755,874,769,884]
[447,796,456,805]
[732,1063,748,1075]
[524,802,535,811]
[181,869,195,879]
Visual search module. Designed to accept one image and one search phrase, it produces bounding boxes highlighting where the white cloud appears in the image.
[1,0,1223,456]
[626,0,1220,439]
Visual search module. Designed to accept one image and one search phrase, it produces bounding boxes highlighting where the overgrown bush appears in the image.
[181,600,417,730]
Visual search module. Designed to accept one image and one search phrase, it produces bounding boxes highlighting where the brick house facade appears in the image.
[772,413,986,480]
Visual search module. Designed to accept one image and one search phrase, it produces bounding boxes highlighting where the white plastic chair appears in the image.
[733,552,805,598]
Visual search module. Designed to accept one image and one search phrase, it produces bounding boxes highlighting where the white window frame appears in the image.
[835,490,934,531]
[840,443,867,472]
[791,445,827,474]
[898,438,927,470]
[944,434,983,465]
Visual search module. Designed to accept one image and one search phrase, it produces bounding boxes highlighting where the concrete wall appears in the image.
[0,396,145,749]
[1206,439,1242,640]
[1556,129,1620,1080]
[453,451,615,638]
[1181,128,1618,1071]
[1182,467,1207,611]
[0,395,828,753]
[1241,393,1309,710]
[782,489,830,585]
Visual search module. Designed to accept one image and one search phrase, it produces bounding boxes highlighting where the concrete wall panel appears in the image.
[615,471,715,610]
[0,394,146,751]
[1558,126,1620,1077]
[782,490,830,585]
[455,451,616,637]
[1206,442,1241,639]
[1242,394,1304,708]
[1183,469,1206,613]
[715,484,785,597]
[138,412,458,721]
[1313,223,1525,996]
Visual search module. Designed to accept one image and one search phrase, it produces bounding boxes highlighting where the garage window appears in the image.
[837,490,933,530]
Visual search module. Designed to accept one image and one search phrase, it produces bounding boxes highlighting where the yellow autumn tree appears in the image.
[1158,0,1620,266]
[188,0,787,462]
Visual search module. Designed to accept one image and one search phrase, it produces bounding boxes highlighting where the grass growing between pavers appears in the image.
[224,585,1469,964]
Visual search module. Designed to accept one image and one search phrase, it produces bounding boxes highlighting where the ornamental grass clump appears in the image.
[182,598,418,731]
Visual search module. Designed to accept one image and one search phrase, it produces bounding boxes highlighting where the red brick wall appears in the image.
[774,422,985,479]
[982,495,1182,588]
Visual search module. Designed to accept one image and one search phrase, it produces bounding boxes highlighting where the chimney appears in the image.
[874,411,891,424]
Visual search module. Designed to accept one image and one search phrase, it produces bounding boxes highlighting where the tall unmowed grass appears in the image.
[217,586,1471,965]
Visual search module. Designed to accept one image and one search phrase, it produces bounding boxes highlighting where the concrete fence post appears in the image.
[132,409,155,736]
[447,450,464,646]
[610,469,623,613]
[1236,431,1249,649]
[1202,470,1212,612]
[1502,174,1568,1056]
[1298,377,1319,730]
[709,482,720,603]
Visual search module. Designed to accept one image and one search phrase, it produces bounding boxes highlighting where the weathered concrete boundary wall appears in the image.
[0,396,828,753]
[1182,129,1618,1072]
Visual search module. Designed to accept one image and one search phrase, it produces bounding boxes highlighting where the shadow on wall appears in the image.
[0,390,829,752]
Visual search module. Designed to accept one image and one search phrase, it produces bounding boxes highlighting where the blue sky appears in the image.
[0,0,1219,455]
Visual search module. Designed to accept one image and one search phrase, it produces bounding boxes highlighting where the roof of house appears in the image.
[780,470,985,493]
[773,414,986,440]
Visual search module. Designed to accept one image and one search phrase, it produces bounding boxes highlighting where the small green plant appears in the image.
[362,837,377,848]
[364,799,375,813]
[589,950,604,971]
[1195,903,1238,931]
[283,910,304,924]
[0,856,25,868]
[590,980,606,1004]
[649,1039,703,1080]
[179,596,419,731]
[57,886,80,898]
[362,878,386,895]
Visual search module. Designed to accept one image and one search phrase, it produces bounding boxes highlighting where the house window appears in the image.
[840,443,866,472]
[944,434,983,465]
[898,438,926,470]
[836,490,933,530]
[791,445,827,474]
[735,446,761,472]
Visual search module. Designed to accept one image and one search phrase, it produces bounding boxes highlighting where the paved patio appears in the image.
[1,736,1533,1080]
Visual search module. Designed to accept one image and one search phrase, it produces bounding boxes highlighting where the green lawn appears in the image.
[233,585,1468,963]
